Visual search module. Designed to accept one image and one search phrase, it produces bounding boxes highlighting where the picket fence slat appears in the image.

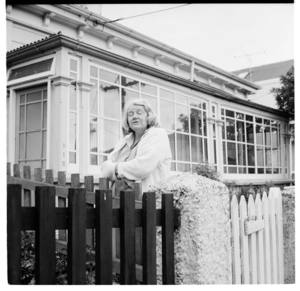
[255,194,265,284]
[7,184,22,284]
[57,171,67,241]
[120,191,136,285]
[67,188,86,284]
[95,190,113,285]
[85,176,95,248]
[23,166,32,207]
[35,186,56,284]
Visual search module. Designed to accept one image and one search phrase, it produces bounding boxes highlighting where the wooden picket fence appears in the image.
[7,163,179,285]
[230,189,284,284]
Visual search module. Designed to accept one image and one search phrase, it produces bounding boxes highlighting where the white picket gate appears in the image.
[230,187,284,284]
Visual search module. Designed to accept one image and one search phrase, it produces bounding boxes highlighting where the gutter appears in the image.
[7,33,290,119]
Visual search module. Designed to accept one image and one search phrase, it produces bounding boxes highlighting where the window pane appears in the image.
[246,123,254,143]
[264,126,271,146]
[177,163,190,172]
[247,145,255,166]
[70,59,77,72]
[69,84,77,111]
[257,146,264,167]
[191,136,203,163]
[190,108,202,135]
[19,133,25,159]
[26,132,42,159]
[122,76,139,90]
[99,119,120,154]
[141,94,157,114]
[69,152,76,164]
[100,69,120,84]
[239,167,247,173]
[90,66,98,78]
[42,131,47,158]
[176,104,189,132]
[141,83,157,95]
[90,79,98,115]
[236,121,245,142]
[256,125,263,145]
[190,98,202,108]
[99,155,108,165]
[246,115,253,122]
[160,88,174,100]
[226,109,234,117]
[265,147,272,167]
[43,90,47,100]
[223,141,227,164]
[272,148,280,167]
[90,117,98,153]
[20,94,25,104]
[69,112,77,151]
[121,88,139,111]
[236,112,244,120]
[264,119,270,126]
[204,138,208,162]
[258,168,264,174]
[176,133,190,161]
[228,167,237,173]
[90,154,98,165]
[226,118,235,141]
[203,112,207,136]
[256,117,262,124]
[26,103,41,131]
[238,144,246,165]
[27,91,42,102]
[271,127,279,148]
[166,130,175,160]
[43,102,47,128]
[20,105,25,131]
[227,142,236,165]
[248,168,255,174]
[160,99,174,130]
[175,93,188,105]
[100,81,120,119]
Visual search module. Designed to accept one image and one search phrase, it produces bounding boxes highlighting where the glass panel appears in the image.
[247,145,255,166]
[222,123,225,139]
[69,152,76,164]
[227,142,236,165]
[90,66,98,78]
[90,154,98,165]
[256,125,264,145]
[43,102,47,128]
[177,163,190,172]
[225,109,234,117]
[191,136,203,163]
[246,115,253,122]
[26,132,42,159]
[203,112,207,136]
[141,83,157,95]
[166,130,176,160]
[20,94,25,104]
[99,119,120,154]
[122,76,139,90]
[190,98,202,109]
[69,112,77,151]
[223,141,227,164]
[238,167,247,173]
[99,155,108,165]
[42,131,47,158]
[213,140,217,164]
[202,103,206,110]
[26,103,41,131]
[226,118,235,141]
[264,119,270,126]
[258,168,264,174]
[69,84,77,111]
[27,91,42,103]
[238,144,246,166]
[141,94,157,114]
[266,168,272,174]
[272,148,281,167]
[19,105,25,131]
[99,81,120,119]
[265,147,272,167]
[271,127,279,148]
[160,99,174,130]
[190,108,202,135]
[160,88,174,101]
[273,168,279,174]
[236,121,245,142]
[213,123,216,138]
[236,112,244,119]
[100,69,120,84]
[246,123,254,143]
[176,133,190,162]
[264,126,271,146]
[228,167,237,174]
[43,90,47,100]
[90,79,98,115]
[257,146,264,167]
[175,93,188,105]
[19,133,25,159]
[90,117,98,153]
[70,59,77,72]
[255,117,262,124]
[221,108,225,116]
[121,88,139,111]
[176,104,189,133]
[204,138,208,162]
[8,59,53,81]
[248,168,255,174]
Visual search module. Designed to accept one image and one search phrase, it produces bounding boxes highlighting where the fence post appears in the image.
[95,189,113,285]
[23,166,32,206]
[7,162,11,176]
[35,186,56,284]
[45,169,54,184]
[67,188,87,284]
[120,190,136,285]
[84,175,94,248]
[13,164,20,178]
[142,192,157,284]
[57,171,67,241]
[162,193,175,285]
[7,184,22,284]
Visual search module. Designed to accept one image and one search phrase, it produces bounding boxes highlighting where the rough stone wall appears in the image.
[150,172,232,285]
[282,188,295,284]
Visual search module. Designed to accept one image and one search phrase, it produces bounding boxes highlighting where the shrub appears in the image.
[193,162,220,181]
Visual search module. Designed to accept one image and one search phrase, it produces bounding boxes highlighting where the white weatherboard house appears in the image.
[6,4,294,186]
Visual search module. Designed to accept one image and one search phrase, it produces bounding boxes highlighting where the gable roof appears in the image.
[232,59,294,82]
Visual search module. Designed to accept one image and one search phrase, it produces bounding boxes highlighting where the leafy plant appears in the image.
[193,162,219,181]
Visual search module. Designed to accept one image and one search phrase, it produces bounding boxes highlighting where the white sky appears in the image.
[101,3,294,72]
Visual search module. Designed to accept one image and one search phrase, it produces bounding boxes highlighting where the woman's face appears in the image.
[127,104,148,134]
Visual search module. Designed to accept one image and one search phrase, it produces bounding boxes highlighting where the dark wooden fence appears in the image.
[7,163,179,285]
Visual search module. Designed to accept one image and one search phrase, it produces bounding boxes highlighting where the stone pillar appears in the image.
[151,172,232,284]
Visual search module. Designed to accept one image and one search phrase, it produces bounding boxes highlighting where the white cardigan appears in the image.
[100,127,172,192]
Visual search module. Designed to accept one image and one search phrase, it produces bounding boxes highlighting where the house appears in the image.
[6,4,294,186]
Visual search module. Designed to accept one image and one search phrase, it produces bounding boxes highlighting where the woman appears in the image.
[100,98,172,192]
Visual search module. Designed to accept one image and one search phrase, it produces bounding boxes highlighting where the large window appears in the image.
[89,65,207,171]
[221,108,282,174]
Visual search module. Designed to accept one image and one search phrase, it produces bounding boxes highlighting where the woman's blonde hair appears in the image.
[121,98,160,132]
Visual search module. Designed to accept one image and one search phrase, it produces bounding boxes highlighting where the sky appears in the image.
[100,3,294,73]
